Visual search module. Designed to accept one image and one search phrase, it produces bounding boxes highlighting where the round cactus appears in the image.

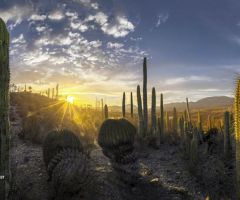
[98,118,135,151]
[98,119,139,185]
[43,129,83,168]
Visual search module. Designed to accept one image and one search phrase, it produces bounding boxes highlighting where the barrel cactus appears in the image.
[42,129,89,198]
[98,119,139,185]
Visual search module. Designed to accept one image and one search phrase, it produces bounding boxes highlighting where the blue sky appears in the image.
[1,0,240,104]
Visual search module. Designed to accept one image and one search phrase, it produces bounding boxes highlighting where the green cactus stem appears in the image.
[0,18,10,198]
[172,107,178,133]
[165,111,170,132]
[160,93,164,140]
[235,78,240,199]
[122,92,125,118]
[151,87,157,135]
[137,85,144,138]
[104,104,108,119]
[56,84,59,99]
[143,57,148,135]
[130,92,133,118]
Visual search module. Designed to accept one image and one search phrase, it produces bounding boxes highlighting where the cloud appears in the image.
[107,42,124,49]
[156,13,169,27]
[101,15,135,38]
[165,76,212,85]
[48,10,64,21]
[29,14,47,21]
[36,25,47,32]
[73,0,99,10]
[12,34,26,44]
[0,5,33,29]
[130,37,142,41]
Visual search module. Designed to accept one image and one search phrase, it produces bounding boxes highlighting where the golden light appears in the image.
[66,96,74,104]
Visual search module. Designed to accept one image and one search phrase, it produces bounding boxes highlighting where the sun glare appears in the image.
[66,96,74,104]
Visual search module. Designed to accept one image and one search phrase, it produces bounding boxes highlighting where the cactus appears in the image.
[56,84,59,99]
[104,104,108,119]
[190,128,198,169]
[151,87,157,135]
[130,92,133,118]
[207,115,212,130]
[122,92,125,118]
[224,111,231,158]
[137,85,144,138]
[186,98,191,123]
[165,111,170,132]
[101,99,104,120]
[172,107,178,133]
[235,78,240,198]
[0,18,10,198]
[160,93,164,140]
[197,111,202,131]
[98,119,139,185]
[42,129,89,197]
[143,57,148,135]
[47,88,50,98]
[52,88,55,99]
[179,116,184,137]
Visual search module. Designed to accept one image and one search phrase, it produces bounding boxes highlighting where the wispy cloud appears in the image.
[164,76,212,85]
[155,13,169,27]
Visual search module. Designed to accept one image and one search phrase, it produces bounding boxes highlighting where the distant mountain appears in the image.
[108,96,234,112]
[164,96,234,111]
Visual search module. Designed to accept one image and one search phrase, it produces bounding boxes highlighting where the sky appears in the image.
[1,0,240,105]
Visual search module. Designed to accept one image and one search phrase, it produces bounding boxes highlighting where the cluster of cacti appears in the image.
[0,18,10,198]
[43,129,90,197]
[224,111,231,158]
[235,78,240,199]
[98,119,139,185]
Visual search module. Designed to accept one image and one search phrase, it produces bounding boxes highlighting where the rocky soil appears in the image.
[9,106,207,200]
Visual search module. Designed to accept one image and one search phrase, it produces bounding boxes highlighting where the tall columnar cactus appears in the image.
[122,92,125,118]
[137,85,144,138]
[43,130,90,198]
[190,128,198,168]
[186,98,191,123]
[143,57,148,135]
[0,18,10,198]
[56,84,59,99]
[104,104,108,119]
[207,115,212,130]
[98,119,139,185]
[47,88,50,98]
[197,111,202,131]
[172,107,178,133]
[151,87,157,135]
[130,92,133,118]
[52,88,55,99]
[160,93,164,139]
[165,111,170,132]
[235,78,240,199]
[101,99,104,120]
[24,83,27,92]
[179,116,184,137]
[224,111,231,158]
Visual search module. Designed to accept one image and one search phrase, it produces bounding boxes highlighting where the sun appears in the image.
[66,96,74,104]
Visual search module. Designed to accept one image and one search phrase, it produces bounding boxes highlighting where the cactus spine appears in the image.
[104,104,108,119]
[130,92,133,118]
[137,85,144,138]
[0,18,10,198]
[224,111,231,158]
[235,78,240,198]
[143,57,148,135]
[151,87,157,134]
[122,92,125,118]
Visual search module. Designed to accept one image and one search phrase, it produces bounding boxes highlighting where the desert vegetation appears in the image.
[0,17,240,200]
